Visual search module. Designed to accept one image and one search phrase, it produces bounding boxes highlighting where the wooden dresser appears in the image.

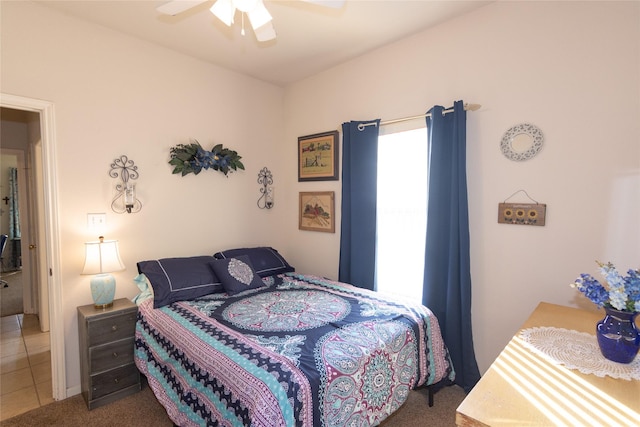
[456,302,640,426]
[78,298,141,409]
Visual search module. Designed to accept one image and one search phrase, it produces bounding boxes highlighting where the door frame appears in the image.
[1,93,66,400]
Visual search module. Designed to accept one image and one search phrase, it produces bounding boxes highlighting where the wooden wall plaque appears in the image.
[498,203,546,226]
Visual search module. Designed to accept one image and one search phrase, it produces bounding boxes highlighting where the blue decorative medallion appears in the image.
[222,290,350,331]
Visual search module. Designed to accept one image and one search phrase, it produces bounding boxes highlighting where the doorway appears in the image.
[0,94,65,402]
[1,113,37,320]
[0,108,54,417]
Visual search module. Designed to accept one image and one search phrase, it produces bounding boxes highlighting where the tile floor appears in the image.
[0,313,52,421]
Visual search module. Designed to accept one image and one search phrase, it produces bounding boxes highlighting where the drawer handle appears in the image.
[112,352,119,358]
[111,325,118,331]
[114,378,119,384]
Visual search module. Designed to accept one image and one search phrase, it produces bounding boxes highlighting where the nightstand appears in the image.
[77,298,141,409]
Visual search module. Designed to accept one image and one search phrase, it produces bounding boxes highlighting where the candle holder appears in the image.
[109,155,141,214]
[257,167,274,209]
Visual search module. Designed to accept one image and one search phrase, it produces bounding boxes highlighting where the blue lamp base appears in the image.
[90,273,116,309]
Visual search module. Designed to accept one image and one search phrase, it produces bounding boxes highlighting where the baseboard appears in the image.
[67,384,81,398]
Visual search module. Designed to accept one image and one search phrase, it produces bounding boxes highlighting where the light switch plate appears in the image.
[87,213,106,232]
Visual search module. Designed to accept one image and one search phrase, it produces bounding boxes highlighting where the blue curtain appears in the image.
[422,101,480,393]
[8,167,21,240]
[338,120,380,290]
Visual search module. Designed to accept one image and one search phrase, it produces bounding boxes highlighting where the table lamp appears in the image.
[82,236,125,309]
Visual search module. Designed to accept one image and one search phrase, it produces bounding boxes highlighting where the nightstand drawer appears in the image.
[90,364,140,400]
[87,310,137,347]
[90,337,135,373]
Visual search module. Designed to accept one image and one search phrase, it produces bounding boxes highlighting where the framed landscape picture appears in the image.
[299,191,335,233]
[298,130,339,181]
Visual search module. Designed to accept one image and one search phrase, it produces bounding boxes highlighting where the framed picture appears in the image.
[298,130,339,181]
[299,191,335,233]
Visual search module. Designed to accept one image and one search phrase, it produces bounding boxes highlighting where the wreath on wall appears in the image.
[169,140,244,177]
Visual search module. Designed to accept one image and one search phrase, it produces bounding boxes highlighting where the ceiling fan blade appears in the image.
[247,0,272,30]
[254,21,276,42]
[157,0,209,16]
[301,0,345,8]
[210,0,236,26]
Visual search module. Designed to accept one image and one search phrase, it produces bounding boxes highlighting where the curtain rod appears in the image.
[356,103,481,130]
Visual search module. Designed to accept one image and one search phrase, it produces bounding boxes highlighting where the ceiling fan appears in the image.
[157,0,345,42]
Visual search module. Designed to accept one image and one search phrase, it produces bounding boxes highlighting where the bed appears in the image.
[133,247,454,426]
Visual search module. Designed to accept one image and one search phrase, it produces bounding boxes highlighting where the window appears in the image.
[375,127,428,302]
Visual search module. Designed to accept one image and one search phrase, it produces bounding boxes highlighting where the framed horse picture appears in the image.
[298,131,339,181]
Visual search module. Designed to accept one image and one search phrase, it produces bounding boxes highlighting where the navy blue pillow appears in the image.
[210,255,265,296]
[213,247,294,277]
[137,255,223,308]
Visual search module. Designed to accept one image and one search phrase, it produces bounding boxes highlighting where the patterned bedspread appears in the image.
[134,273,454,426]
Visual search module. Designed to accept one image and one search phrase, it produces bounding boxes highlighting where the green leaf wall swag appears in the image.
[169,140,245,177]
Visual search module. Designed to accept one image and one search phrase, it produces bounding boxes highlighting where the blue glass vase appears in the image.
[596,307,640,364]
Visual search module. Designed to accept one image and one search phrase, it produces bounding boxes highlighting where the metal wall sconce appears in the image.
[257,167,274,209]
[109,155,141,214]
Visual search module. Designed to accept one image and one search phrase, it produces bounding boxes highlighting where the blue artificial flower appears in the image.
[571,262,640,312]
[625,269,640,311]
[572,274,609,308]
[188,158,203,174]
[599,262,624,288]
[195,147,217,170]
[219,156,229,169]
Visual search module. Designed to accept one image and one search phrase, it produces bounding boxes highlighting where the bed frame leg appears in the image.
[428,385,434,407]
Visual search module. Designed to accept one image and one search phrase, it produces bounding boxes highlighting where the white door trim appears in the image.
[1,93,66,400]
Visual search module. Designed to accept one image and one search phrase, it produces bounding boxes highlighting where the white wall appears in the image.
[1,1,285,393]
[280,1,640,372]
[2,0,639,395]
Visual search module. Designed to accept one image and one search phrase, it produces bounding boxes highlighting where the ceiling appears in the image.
[35,0,491,87]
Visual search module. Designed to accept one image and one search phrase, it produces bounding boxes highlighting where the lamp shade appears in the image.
[82,237,125,275]
[82,237,124,309]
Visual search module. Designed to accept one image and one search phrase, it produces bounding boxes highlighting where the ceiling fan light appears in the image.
[210,0,235,26]
[247,0,272,30]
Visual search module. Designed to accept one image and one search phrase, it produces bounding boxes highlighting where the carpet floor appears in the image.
[0,381,466,426]
[0,270,22,317]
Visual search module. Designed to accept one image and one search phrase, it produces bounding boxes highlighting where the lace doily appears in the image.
[519,327,640,381]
